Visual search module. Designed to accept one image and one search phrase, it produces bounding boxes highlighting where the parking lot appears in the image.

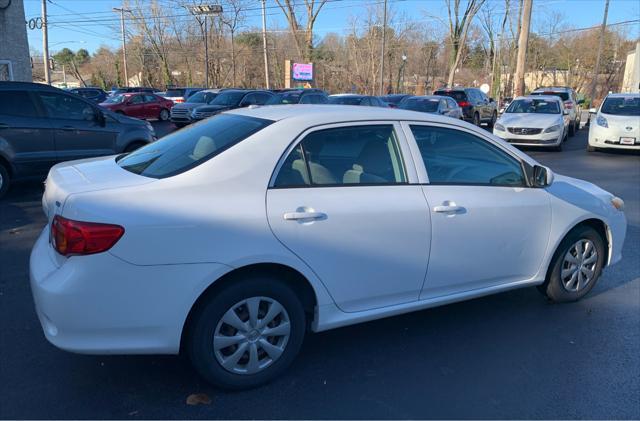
[1,123,638,419]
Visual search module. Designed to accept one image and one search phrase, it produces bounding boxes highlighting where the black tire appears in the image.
[473,112,481,126]
[124,141,146,153]
[174,122,187,128]
[587,145,597,152]
[568,120,576,137]
[159,108,170,121]
[488,111,497,128]
[187,276,306,390]
[552,142,563,152]
[537,226,605,302]
[0,162,10,199]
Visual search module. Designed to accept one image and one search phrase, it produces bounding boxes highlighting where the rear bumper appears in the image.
[29,227,230,354]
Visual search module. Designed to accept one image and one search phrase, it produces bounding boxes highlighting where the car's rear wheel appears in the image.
[568,120,576,137]
[473,112,480,126]
[159,109,170,121]
[187,276,306,390]
[538,226,605,302]
[0,162,10,199]
[488,111,497,128]
[587,145,597,152]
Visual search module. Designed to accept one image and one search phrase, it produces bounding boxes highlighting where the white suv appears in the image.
[531,87,583,137]
[588,93,640,151]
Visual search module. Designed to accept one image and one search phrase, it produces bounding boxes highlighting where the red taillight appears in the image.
[458,101,471,107]
[51,215,124,256]
[174,99,184,103]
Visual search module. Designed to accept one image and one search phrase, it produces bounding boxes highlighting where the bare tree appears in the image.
[221,0,247,87]
[445,0,486,86]
[274,0,328,62]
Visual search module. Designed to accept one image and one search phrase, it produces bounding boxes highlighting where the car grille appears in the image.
[507,127,542,135]
[171,108,190,117]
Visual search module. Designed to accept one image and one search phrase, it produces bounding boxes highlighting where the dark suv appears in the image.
[266,89,329,105]
[0,82,156,198]
[67,87,108,103]
[433,87,498,127]
[190,89,274,122]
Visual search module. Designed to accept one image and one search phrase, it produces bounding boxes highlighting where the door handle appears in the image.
[283,211,327,221]
[433,202,464,213]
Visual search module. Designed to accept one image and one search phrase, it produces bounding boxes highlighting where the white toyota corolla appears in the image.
[588,93,640,152]
[30,106,626,389]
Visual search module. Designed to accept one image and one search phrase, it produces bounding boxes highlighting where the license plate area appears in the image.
[620,137,636,145]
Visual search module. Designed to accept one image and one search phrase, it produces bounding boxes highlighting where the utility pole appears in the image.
[514,0,532,97]
[379,0,387,95]
[261,0,270,89]
[113,7,131,86]
[590,0,610,104]
[204,15,209,87]
[41,0,51,84]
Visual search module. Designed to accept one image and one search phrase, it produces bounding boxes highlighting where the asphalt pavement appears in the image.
[1,123,638,419]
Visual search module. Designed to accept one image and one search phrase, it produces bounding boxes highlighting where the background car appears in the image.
[31,106,625,390]
[67,87,108,104]
[170,89,225,127]
[380,94,411,108]
[328,94,388,107]
[100,92,174,121]
[433,87,497,127]
[399,95,463,119]
[266,89,329,105]
[493,95,569,151]
[190,89,274,121]
[108,87,156,97]
[0,82,156,197]
[162,87,204,104]
[588,93,640,152]
[531,86,583,137]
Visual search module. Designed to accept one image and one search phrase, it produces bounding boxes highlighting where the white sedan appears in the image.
[588,93,640,152]
[30,106,626,389]
[493,95,569,151]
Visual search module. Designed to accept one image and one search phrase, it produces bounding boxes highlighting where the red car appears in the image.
[99,93,174,121]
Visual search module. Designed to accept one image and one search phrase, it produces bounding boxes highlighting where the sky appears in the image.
[24,0,640,55]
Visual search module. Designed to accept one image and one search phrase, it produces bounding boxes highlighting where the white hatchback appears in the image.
[30,106,627,389]
[588,93,640,152]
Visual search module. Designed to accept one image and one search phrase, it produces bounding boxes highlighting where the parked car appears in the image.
[266,89,329,105]
[30,105,626,389]
[170,89,225,127]
[190,89,274,122]
[162,87,204,104]
[67,87,108,104]
[99,92,174,121]
[328,94,388,107]
[109,87,156,97]
[492,95,569,151]
[588,93,640,152]
[433,87,497,127]
[530,86,583,137]
[380,94,411,108]
[399,95,463,119]
[0,82,156,197]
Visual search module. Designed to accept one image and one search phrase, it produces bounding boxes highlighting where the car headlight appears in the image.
[494,123,505,131]
[544,124,562,133]
[596,115,608,128]
[611,196,625,211]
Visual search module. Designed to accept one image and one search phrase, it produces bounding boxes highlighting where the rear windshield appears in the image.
[329,96,363,105]
[433,90,466,102]
[600,96,640,116]
[400,98,440,113]
[187,91,215,103]
[266,93,302,105]
[211,91,245,106]
[117,114,272,178]
[165,89,186,97]
[506,98,560,114]
[531,91,569,101]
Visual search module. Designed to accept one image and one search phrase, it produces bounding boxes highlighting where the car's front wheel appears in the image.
[488,111,497,128]
[187,276,306,390]
[0,162,10,199]
[569,120,576,137]
[159,108,170,121]
[538,225,605,302]
[473,112,481,126]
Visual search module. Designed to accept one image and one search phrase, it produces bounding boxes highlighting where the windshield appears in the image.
[187,91,213,103]
[166,89,186,97]
[400,98,440,113]
[266,93,302,105]
[118,114,273,178]
[506,98,560,114]
[211,91,246,106]
[329,96,362,105]
[531,91,570,101]
[433,90,467,102]
[601,97,640,116]
[103,94,126,104]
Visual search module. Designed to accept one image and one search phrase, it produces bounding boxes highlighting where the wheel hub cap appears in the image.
[561,239,598,292]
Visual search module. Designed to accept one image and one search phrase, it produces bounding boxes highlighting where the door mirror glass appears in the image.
[589,107,597,114]
[533,165,554,187]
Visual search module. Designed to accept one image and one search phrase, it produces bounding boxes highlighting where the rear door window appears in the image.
[37,92,95,121]
[0,91,39,118]
[117,114,272,178]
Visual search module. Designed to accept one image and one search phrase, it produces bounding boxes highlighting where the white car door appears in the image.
[402,122,552,298]
[266,122,431,313]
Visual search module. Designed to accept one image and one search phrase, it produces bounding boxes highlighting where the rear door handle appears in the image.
[433,202,464,213]
[283,211,326,221]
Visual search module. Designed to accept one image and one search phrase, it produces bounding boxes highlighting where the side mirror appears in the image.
[533,165,554,187]
[589,107,597,114]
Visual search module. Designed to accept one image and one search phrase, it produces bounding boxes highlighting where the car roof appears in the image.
[514,95,562,101]
[0,81,60,91]
[406,95,449,100]
[532,87,572,92]
[605,93,639,98]
[330,93,366,97]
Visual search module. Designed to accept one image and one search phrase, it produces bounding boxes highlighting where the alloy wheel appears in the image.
[213,297,291,375]
[561,239,598,292]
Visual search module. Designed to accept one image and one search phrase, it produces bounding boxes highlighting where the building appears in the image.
[621,42,640,93]
[0,0,32,81]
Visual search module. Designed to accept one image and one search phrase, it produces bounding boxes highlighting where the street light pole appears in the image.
[261,0,270,89]
[378,0,387,95]
[204,15,209,87]
[41,0,51,84]
[186,5,223,88]
[113,7,131,85]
